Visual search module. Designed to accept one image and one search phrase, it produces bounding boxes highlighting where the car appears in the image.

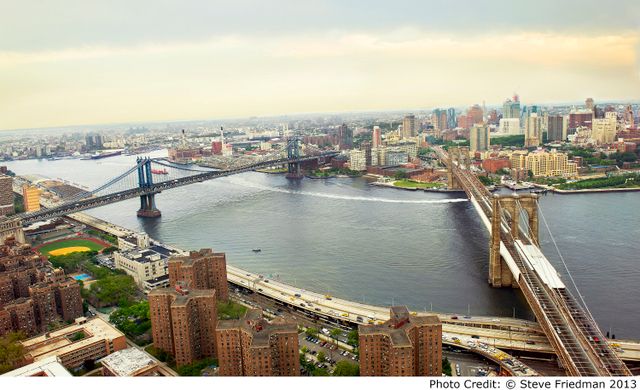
[593,336,600,342]
[264,280,269,283]
[300,303,306,307]
[257,288,263,292]
[295,293,301,298]
[310,350,317,355]
[471,335,480,339]
[464,316,471,319]
[356,316,364,322]
[315,308,322,312]
[451,316,458,319]
[525,340,536,345]
[341,313,349,317]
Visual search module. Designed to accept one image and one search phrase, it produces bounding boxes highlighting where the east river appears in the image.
[5,151,639,337]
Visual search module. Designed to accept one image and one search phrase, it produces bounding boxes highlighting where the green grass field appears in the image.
[37,239,108,255]
[393,179,444,189]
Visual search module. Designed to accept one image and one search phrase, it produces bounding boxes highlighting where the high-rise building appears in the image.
[402,115,417,139]
[585,97,595,110]
[372,126,382,148]
[3,298,37,336]
[521,150,578,178]
[359,306,442,376]
[470,124,490,152]
[22,185,41,212]
[168,248,228,301]
[467,105,484,127]
[568,109,594,134]
[624,105,635,128]
[0,175,13,216]
[498,118,521,135]
[216,309,299,376]
[592,112,617,145]
[547,115,567,142]
[446,108,457,129]
[432,109,448,136]
[54,279,83,322]
[503,98,521,119]
[29,283,58,332]
[149,285,217,367]
[338,124,353,150]
[349,149,367,171]
[525,113,542,147]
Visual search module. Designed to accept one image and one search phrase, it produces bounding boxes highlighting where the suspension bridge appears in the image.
[437,145,631,376]
[16,140,336,225]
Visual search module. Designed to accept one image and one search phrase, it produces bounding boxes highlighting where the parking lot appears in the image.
[300,332,358,371]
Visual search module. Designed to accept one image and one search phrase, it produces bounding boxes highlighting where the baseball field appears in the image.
[36,238,110,256]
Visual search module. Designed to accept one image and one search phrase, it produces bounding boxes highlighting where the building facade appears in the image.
[349,149,367,171]
[470,124,490,152]
[216,309,299,376]
[524,113,542,147]
[402,115,417,139]
[168,248,228,301]
[547,114,567,142]
[149,285,217,367]
[0,175,13,216]
[359,306,442,376]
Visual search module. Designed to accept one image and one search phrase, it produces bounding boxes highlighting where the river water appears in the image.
[5,151,639,337]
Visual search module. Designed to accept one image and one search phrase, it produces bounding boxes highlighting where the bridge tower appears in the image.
[447,147,461,189]
[285,137,304,180]
[489,194,539,287]
[136,157,162,218]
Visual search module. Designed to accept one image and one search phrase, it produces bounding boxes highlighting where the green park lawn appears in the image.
[393,179,444,189]
[37,239,108,256]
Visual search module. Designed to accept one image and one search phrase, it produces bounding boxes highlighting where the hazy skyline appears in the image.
[1,0,639,131]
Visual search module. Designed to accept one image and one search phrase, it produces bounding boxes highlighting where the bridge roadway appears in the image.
[18,152,337,225]
[435,147,632,376]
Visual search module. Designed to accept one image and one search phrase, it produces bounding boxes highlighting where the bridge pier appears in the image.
[137,193,161,218]
[447,148,462,189]
[286,137,304,180]
[136,157,162,218]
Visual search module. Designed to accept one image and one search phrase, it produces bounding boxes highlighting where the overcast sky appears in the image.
[1,0,639,130]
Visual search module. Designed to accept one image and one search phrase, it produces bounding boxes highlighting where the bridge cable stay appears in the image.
[152,159,217,173]
[535,200,599,328]
[26,160,146,214]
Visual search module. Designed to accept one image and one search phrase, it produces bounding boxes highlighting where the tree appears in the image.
[305,327,319,337]
[317,351,326,363]
[442,357,452,376]
[346,329,359,347]
[394,170,409,180]
[0,332,26,374]
[109,302,151,339]
[333,360,360,376]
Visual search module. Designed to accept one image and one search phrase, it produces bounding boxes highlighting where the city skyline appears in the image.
[1,0,639,131]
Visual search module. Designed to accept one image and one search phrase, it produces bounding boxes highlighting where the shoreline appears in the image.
[552,186,640,194]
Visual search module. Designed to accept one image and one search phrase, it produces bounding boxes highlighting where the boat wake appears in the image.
[227,178,468,204]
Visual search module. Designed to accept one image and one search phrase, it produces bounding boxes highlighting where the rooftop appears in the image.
[1,356,71,377]
[217,309,297,347]
[99,348,158,376]
[359,306,440,348]
[148,286,216,306]
[22,317,125,363]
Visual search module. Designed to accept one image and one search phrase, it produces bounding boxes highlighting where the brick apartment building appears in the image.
[148,285,217,367]
[359,306,442,376]
[0,238,83,336]
[168,248,228,301]
[216,309,299,376]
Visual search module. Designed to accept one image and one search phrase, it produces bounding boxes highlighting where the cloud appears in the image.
[0,28,638,130]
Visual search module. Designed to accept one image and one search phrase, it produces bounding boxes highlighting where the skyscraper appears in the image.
[338,123,353,150]
[372,126,382,148]
[547,115,566,142]
[402,114,417,139]
[149,285,217,367]
[446,108,456,129]
[359,306,442,376]
[466,104,484,127]
[216,309,300,376]
[168,248,228,301]
[525,113,542,147]
[470,124,490,152]
[503,98,521,119]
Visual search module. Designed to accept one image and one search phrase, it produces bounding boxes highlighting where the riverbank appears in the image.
[552,186,640,194]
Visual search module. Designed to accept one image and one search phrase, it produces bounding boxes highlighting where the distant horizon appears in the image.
[1,97,638,134]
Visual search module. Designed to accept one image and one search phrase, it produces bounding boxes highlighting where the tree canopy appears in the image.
[0,332,26,374]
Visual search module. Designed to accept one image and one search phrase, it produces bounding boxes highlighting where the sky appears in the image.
[1,0,639,131]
